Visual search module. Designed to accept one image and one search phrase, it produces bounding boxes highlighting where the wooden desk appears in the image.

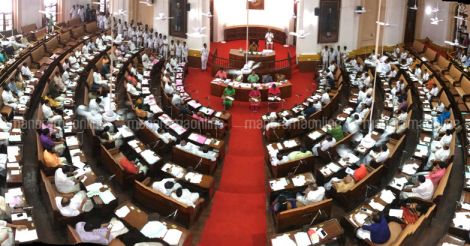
[115,202,192,246]
[229,49,276,69]
[210,80,292,102]
[161,162,216,198]
[270,219,344,246]
[268,172,315,199]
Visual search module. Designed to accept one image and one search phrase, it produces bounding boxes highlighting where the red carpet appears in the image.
[184,40,314,246]
[211,40,297,61]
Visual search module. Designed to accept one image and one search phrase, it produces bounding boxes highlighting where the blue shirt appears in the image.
[437,111,450,125]
[362,215,390,244]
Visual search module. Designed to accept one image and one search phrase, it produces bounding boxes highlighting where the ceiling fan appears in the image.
[430,16,443,25]
[187,26,207,37]
[376,21,395,27]
[155,12,174,21]
[113,9,127,17]
[289,30,310,39]
[202,11,213,18]
[227,61,261,76]
[139,0,153,7]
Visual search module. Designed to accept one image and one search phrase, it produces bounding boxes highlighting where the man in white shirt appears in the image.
[270,152,289,166]
[321,46,329,69]
[171,93,182,106]
[152,178,181,196]
[201,43,209,71]
[56,191,93,217]
[400,175,434,200]
[171,187,200,207]
[1,87,17,109]
[344,114,361,134]
[164,82,175,95]
[182,41,189,63]
[321,89,331,104]
[312,134,336,156]
[296,183,325,205]
[55,167,80,194]
[425,145,450,170]
[20,63,33,79]
[88,97,104,113]
[265,29,274,50]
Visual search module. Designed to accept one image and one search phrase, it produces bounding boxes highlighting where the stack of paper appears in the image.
[115,206,130,218]
[270,178,288,191]
[369,200,385,211]
[141,221,168,238]
[389,209,404,218]
[271,234,296,246]
[379,189,396,204]
[292,175,306,187]
[163,229,183,245]
[294,232,311,246]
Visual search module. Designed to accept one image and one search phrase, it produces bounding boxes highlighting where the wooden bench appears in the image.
[424,47,437,62]
[432,163,453,203]
[134,178,205,227]
[59,31,73,46]
[67,18,83,28]
[432,55,451,74]
[332,165,384,211]
[390,204,436,245]
[45,36,66,55]
[40,171,83,225]
[270,155,315,178]
[172,146,218,175]
[71,26,85,40]
[443,64,463,86]
[411,40,426,54]
[274,198,333,232]
[30,46,51,68]
[265,124,286,143]
[85,21,100,34]
[99,144,142,186]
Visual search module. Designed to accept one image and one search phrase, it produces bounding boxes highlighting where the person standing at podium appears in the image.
[265,29,274,50]
[201,43,209,71]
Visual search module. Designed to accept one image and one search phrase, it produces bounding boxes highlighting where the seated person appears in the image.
[400,175,434,200]
[424,144,450,170]
[270,152,289,166]
[262,74,273,83]
[88,97,104,113]
[303,102,316,118]
[119,156,139,175]
[0,219,27,246]
[54,167,80,194]
[287,148,313,161]
[272,194,300,213]
[20,62,33,79]
[296,183,325,205]
[265,118,281,131]
[327,121,344,141]
[355,212,391,244]
[214,68,228,80]
[0,115,12,132]
[39,128,65,155]
[326,164,368,193]
[249,86,261,110]
[1,86,18,109]
[177,141,218,161]
[75,221,113,245]
[151,178,182,196]
[247,71,260,83]
[249,41,258,53]
[365,145,389,165]
[43,147,67,168]
[164,81,175,95]
[56,191,94,217]
[222,85,235,109]
[42,99,63,124]
[171,93,182,107]
[170,187,200,207]
[427,161,447,186]
[321,89,331,104]
[268,84,281,99]
[312,134,336,156]
[91,71,109,92]
[156,127,177,144]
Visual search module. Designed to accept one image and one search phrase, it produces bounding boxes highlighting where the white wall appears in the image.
[382,0,406,46]
[213,0,295,42]
[296,0,361,55]
[153,0,210,51]
[417,0,452,45]
[19,0,42,28]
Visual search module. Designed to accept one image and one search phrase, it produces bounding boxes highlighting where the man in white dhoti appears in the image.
[265,29,274,50]
[201,43,209,71]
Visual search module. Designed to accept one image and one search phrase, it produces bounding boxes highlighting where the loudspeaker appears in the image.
[314,8,320,16]
[187,3,191,11]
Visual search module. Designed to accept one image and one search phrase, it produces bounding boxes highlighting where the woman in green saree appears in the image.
[222,85,235,109]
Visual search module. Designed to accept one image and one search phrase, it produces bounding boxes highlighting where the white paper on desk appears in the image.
[115,206,130,218]
[86,182,103,192]
[163,228,183,245]
[99,190,115,204]
[188,173,202,184]
[141,149,160,165]
[270,178,288,191]
[271,234,296,246]
[15,229,38,243]
[292,175,306,187]
[328,163,341,173]
[401,163,419,175]
[8,135,21,142]
[10,170,20,175]
[72,157,86,169]
[369,200,385,211]
[389,177,408,190]
[389,209,403,219]
[380,190,396,204]
[141,221,167,239]
[461,203,470,211]
[284,140,298,148]
[294,232,311,246]
[354,213,368,226]
[11,212,27,221]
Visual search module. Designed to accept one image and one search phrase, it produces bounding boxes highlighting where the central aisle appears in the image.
[184,67,314,245]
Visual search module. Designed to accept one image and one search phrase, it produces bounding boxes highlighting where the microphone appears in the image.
[193,157,203,171]
[165,208,179,220]
[292,159,304,175]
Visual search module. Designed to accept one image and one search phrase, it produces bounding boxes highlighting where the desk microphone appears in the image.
[165,209,179,220]
[292,159,304,175]
[194,158,203,171]
[152,140,161,149]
